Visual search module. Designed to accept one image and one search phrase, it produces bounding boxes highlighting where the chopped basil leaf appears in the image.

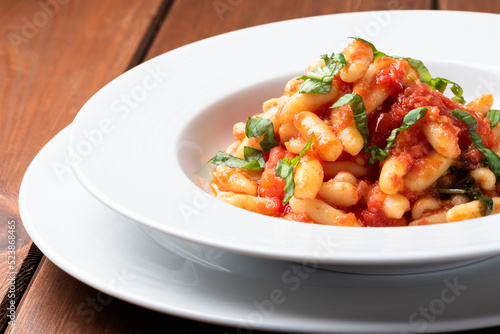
[449,166,468,178]
[385,107,428,148]
[365,107,428,165]
[275,135,313,205]
[331,93,369,147]
[487,109,500,128]
[364,145,388,166]
[403,59,465,103]
[274,162,294,206]
[436,188,466,195]
[479,196,494,216]
[404,58,432,82]
[454,175,477,192]
[430,78,465,104]
[452,108,500,175]
[245,117,278,152]
[209,146,265,170]
[298,53,346,94]
[436,175,483,200]
[436,187,482,200]
[350,38,466,103]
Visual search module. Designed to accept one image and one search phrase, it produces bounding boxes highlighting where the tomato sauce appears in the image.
[212,45,500,228]
[258,145,293,203]
[375,57,407,96]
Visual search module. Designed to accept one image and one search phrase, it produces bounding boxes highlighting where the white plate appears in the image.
[20,126,500,333]
[67,11,500,266]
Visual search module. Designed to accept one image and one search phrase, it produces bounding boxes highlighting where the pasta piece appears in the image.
[466,94,493,117]
[293,154,324,199]
[332,171,358,185]
[423,121,460,158]
[338,124,364,156]
[213,166,258,196]
[379,155,409,195]
[278,122,299,143]
[409,211,447,226]
[381,194,410,219]
[225,140,241,155]
[330,104,364,156]
[285,136,308,154]
[234,137,263,159]
[261,95,289,131]
[411,195,442,220]
[233,122,246,141]
[353,57,418,114]
[284,77,304,96]
[318,180,358,207]
[217,192,281,216]
[339,39,374,82]
[306,59,326,72]
[322,161,368,179]
[277,86,339,123]
[403,150,452,192]
[470,167,496,191]
[294,111,343,161]
[446,197,500,222]
[450,195,470,206]
[289,197,362,227]
[262,98,280,113]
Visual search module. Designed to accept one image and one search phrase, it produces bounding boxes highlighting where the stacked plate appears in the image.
[19,11,500,333]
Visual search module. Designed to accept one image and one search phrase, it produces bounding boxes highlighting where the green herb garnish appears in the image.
[452,108,500,175]
[209,146,265,170]
[479,196,494,216]
[436,174,484,200]
[349,37,466,103]
[330,93,369,148]
[365,107,428,165]
[487,109,500,129]
[298,53,346,94]
[275,135,313,205]
[245,117,278,152]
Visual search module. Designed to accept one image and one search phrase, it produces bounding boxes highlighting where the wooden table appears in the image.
[2,0,500,333]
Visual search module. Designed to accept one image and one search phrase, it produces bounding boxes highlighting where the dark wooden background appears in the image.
[2,0,500,332]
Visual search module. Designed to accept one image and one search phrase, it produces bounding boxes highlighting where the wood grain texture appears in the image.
[0,0,166,331]
[7,0,500,333]
[3,1,436,333]
[146,0,433,59]
[8,259,238,334]
[439,0,500,12]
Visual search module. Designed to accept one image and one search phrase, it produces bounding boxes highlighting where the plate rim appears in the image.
[18,126,500,333]
[66,10,500,266]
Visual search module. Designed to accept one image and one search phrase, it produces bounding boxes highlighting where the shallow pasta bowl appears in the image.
[67,10,500,271]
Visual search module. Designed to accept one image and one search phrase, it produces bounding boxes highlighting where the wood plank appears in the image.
[439,0,500,12]
[0,0,166,331]
[147,0,433,59]
[9,259,237,334]
[4,1,438,333]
